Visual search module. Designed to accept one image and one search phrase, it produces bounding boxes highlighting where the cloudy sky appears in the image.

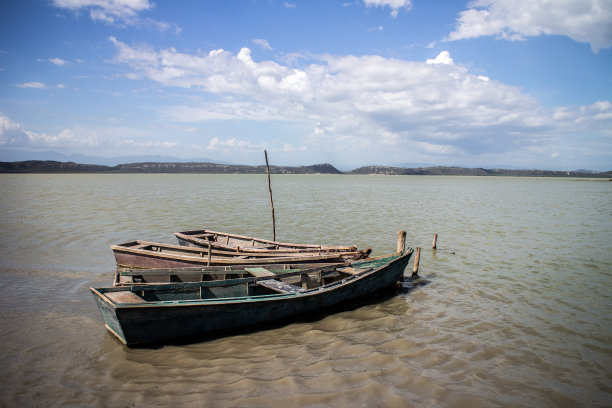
[1,0,611,170]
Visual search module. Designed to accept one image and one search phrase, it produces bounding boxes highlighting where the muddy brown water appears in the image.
[0,174,610,407]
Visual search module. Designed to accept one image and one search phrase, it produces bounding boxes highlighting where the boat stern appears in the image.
[90,288,129,344]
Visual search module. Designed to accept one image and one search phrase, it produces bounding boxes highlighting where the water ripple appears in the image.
[1,175,611,407]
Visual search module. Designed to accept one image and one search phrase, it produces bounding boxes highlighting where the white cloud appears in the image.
[253,38,273,50]
[0,113,21,143]
[166,101,281,122]
[115,139,178,148]
[52,0,151,23]
[104,39,612,168]
[280,143,307,152]
[363,0,412,18]
[166,125,198,133]
[51,0,178,31]
[426,51,454,65]
[446,0,612,52]
[0,113,190,158]
[415,141,462,155]
[26,128,98,147]
[0,113,99,148]
[16,82,47,89]
[49,57,67,66]
[558,100,612,124]
[284,2,296,8]
[207,138,263,151]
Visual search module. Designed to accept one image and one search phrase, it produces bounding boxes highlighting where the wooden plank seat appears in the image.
[337,267,371,276]
[257,279,304,294]
[106,291,146,304]
[245,267,276,277]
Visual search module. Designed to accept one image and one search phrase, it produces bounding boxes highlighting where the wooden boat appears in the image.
[114,262,344,286]
[91,249,413,346]
[175,228,371,257]
[111,240,368,269]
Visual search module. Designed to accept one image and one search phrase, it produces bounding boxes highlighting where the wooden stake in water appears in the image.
[412,247,421,277]
[432,233,438,249]
[397,230,406,253]
[264,150,276,241]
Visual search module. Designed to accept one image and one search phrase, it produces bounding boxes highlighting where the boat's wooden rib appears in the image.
[91,249,414,346]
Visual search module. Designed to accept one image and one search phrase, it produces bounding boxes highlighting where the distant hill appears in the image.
[0,161,111,173]
[0,160,343,174]
[0,149,226,166]
[349,165,612,178]
[114,162,342,174]
[0,160,610,178]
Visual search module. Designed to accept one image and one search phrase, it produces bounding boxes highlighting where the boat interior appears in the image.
[105,265,373,304]
[114,262,346,285]
[181,231,284,248]
[116,240,342,259]
[177,230,316,249]
[176,230,361,253]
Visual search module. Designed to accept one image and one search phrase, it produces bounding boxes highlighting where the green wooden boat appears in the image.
[91,249,413,346]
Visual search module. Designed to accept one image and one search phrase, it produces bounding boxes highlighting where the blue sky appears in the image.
[1,0,611,170]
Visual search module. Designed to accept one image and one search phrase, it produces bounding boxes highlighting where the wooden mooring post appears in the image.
[432,233,438,249]
[412,247,421,277]
[397,230,406,253]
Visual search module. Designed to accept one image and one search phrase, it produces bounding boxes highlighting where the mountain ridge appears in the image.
[1,160,611,178]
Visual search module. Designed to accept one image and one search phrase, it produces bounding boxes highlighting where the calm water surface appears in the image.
[0,174,610,407]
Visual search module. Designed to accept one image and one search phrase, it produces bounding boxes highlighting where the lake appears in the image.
[0,174,610,407]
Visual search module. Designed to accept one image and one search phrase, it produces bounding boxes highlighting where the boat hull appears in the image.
[92,251,413,345]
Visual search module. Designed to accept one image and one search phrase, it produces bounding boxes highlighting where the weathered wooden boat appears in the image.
[114,262,344,285]
[92,249,413,346]
[111,240,367,269]
[175,228,371,257]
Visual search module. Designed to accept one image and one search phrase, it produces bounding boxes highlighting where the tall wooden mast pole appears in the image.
[264,150,276,241]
